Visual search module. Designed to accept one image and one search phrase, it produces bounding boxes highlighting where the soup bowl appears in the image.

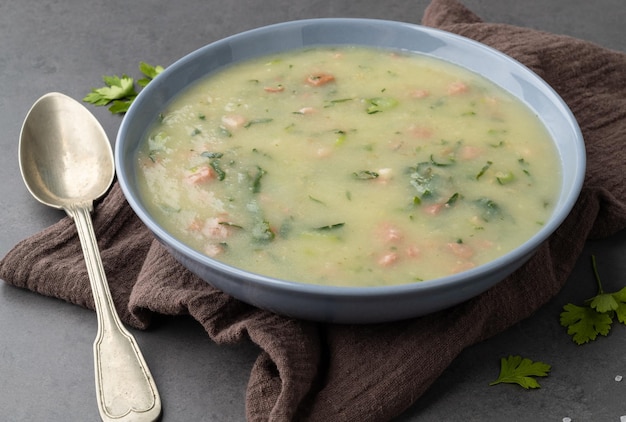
[116,18,585,323]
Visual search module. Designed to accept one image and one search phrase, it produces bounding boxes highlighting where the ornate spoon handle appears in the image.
[67,203,161,422]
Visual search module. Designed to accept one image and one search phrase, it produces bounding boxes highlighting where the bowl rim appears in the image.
[116,17,586,299]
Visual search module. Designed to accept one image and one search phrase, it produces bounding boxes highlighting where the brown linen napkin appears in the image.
[2,0,626,420]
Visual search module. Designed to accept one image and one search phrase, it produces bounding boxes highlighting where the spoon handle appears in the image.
[66,203,162,422]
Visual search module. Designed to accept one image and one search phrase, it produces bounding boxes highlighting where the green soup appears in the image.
[136,46,560,286]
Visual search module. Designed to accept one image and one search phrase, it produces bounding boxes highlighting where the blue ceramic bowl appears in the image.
[116,18,585,323]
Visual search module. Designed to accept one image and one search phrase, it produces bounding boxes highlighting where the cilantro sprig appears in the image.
[490,355,551,389]
[83,62,164,114]
[137,62,165,87]
[560,255,626,345]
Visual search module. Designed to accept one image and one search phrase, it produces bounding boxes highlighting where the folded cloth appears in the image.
[2,0,626,420]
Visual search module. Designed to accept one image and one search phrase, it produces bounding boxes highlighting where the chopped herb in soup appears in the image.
[136,46,560,286]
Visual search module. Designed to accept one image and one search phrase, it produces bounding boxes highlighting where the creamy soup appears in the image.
[136,46,560,286]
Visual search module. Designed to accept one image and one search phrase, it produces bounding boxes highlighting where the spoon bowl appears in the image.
[19,92,114,208]
[19,92,161,422]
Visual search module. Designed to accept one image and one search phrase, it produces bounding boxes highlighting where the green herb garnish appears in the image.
[352,170,379,180]
[251,166,267,193]
[210,160,226,181]
[314,223,345,231]
[473,197,502,222]
[490,355,551,389]
[365,97,398,114]
[244,118,273,128]
[476,161,493,180]
[83,62,164,114]
[201,152,224,159]
[560,255,626,344]
[251,219,275,242]
[445,193,461,207]
[429,154,453,167]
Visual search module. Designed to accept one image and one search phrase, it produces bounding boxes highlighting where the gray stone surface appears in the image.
[1,0,625,420]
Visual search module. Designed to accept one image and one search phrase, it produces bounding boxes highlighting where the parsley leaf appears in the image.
[107,98,135,114]
[137,61,165,87]
[560,255,626,344]
[83,74,136,106]
[489,355,551,389]
[589,292,619,313]
[613,287,626,323]
[83,62,164,114]
[560,303,613,344]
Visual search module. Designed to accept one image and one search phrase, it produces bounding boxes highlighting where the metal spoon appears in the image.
[18,92,162,422]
